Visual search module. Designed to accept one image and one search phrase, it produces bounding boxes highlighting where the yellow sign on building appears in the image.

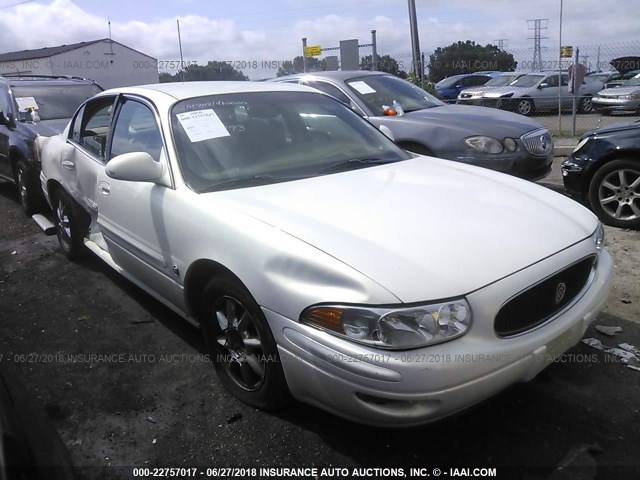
[560,46,574,58]
[304,45,322,57]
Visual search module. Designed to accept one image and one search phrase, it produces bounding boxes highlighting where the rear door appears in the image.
[63,95,117,216]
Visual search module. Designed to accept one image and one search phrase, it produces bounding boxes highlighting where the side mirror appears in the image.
[538,83,549,89]
[0,111,14,127]
[106,152,163,183]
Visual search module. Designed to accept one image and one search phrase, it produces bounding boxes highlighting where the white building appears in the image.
[0,39,159,89]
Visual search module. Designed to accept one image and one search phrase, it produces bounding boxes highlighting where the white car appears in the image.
[39,81,613,427]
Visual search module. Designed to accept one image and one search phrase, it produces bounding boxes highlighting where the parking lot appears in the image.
[531,112,640,136]
[0,156,639,479]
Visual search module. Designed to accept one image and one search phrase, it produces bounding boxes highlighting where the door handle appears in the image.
[99,181,111,196]
[61,160,75,170]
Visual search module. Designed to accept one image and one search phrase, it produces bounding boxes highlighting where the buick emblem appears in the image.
[555,282,567,305]
[540,135,547,150]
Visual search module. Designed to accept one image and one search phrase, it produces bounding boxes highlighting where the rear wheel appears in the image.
[580,96,594,113]
[200,277,290,410]
[588,158,640,229]
[15,160,43,216]
[52,190,86,260]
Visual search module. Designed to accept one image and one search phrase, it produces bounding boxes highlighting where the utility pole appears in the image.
[177,19,185,82]
[527,18,549,72]
[371,30,378,71]
[302,37,307,73]
[493,39,508,51]
[407,0,421,77]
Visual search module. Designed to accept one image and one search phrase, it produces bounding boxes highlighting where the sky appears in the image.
[0,0,638,79]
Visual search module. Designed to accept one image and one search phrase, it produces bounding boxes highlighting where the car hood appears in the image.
[459,86,500,96]
[207,157,597,302]
[399,104,545,137]
[597,86,640,97]
[482,86,527,98]
[583,120,640,138]
[28,118,70,136]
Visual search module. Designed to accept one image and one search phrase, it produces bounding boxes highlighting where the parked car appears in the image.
[456,72,524,105]
[592,72,640,115]
[603,69,640,89]
[273,71,553,181]
[0,75,102,214]
[39,81,613,427]
[434,73,495,101]
[481,71,598,115]
[562,120,640,229]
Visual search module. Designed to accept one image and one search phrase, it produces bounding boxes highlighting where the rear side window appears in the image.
[0,86,11,116]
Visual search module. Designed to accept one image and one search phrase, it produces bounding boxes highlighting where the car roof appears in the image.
[97,81,318,102]
[274,70,388,82]
[1,75,98,87]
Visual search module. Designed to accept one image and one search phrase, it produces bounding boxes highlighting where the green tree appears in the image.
[360,54,407,78]
[160,61,248,82]
[428,41,517,83]
[276,56,326,77]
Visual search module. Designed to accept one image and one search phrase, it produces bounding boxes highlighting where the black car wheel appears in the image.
[15,160,42,216]
[516,98,534,116]
[53,190,86,260]
[589,159,640,229]
[200,277,290,410]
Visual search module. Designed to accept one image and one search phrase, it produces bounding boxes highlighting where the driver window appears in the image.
[77,97,115,162]
[110,100,164,162]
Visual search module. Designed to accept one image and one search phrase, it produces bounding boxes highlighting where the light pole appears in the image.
[407,0,421,77]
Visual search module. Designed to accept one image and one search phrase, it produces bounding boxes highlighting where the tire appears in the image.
[200,277,290,410]
[588,159,640,229]
[52,189,86,260]
[516,98,534,116]
[14,160,43,216]
[580,96,594,114]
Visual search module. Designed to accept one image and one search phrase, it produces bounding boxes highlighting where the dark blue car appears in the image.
[435,73,498,101]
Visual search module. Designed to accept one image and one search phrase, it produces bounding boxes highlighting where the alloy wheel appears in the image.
[212,295,266,391]
[598,168,640,221]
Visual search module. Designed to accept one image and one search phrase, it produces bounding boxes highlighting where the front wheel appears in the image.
[53,190,86,260]
[588,159,640,229]
[516,98,534,116]
[200,277,290,410]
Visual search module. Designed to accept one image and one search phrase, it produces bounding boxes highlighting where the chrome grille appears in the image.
[521,129,553,156]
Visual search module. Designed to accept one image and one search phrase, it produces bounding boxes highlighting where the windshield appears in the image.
[11,84,102,120]
[345,75,444,115]
[510,74,544,88]
[585,73,611,83]
[624,74,640,86]
[170,91,411,193]
[485,74,520,86]
[435,75,464,88]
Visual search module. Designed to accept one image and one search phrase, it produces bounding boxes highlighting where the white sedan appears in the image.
[39,81,613,427]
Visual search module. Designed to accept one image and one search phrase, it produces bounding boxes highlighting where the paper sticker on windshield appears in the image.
[15,97,39,112]
[176,109,230,142]
[349,81,376,94]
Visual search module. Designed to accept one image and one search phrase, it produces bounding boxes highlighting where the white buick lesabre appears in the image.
[39,82,613,426]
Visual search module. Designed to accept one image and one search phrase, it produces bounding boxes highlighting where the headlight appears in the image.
[504,138,518,152]
[464,136,504,154]
[573,136,591,154]
[621,93,640,100]
[300,299,472,349]
[592,222,605,251]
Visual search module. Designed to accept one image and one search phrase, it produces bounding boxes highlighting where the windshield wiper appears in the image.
[319,158,395,174]
[204,175,276,191]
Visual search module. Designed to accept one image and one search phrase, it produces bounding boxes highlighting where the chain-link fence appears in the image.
[379,41,640,137]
